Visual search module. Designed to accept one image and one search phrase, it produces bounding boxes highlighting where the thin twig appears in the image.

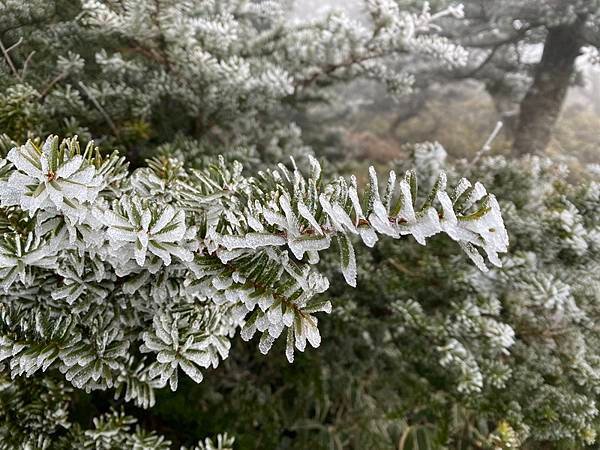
[21,50,35,79]
[4,37,23,53]
[459,45,499,79]
[39,72,67,99]
[293,51,384,91]
[472,121,503,165]
[0,38,20,79]
[78,81,121,138]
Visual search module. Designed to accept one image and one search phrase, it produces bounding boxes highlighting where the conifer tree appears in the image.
[0,1,516,448]
[1,2,597,450]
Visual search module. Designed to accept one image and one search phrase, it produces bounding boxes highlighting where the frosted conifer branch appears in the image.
[0,135,507,400]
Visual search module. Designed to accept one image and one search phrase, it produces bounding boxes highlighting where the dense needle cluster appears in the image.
[0,135,506,394]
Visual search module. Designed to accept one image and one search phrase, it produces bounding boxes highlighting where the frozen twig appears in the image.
[472,121,503,165]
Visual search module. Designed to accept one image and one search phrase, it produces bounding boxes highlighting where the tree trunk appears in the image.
[512,17,586,156]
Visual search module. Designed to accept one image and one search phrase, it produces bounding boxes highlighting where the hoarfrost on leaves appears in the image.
[0,135,507,404]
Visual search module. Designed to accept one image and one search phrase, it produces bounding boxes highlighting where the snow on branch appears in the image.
[0,135,507,398]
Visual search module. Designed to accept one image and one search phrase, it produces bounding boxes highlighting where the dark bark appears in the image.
[512,17,586,155]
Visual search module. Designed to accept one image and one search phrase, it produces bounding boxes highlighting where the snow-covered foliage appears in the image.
[2,1,598,450]
[0,0,466,164]
[0,135,506,407]
[0,1,494,446]
[0,372,234,450]
[112,147,600,450]
[336,145,600,447]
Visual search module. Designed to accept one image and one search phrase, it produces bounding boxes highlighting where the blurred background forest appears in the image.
[290,0,600,169]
